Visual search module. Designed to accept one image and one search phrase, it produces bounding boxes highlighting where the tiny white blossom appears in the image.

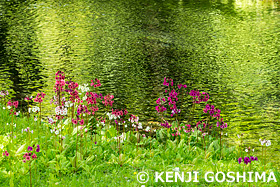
[173,167,180,172]
[145,126,151,132]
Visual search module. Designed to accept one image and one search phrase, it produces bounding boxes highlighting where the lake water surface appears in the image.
[0,0,279,168]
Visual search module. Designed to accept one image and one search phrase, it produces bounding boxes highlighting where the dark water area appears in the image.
[0,0,279,167]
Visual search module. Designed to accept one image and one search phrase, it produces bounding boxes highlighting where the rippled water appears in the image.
[0,0,279,167]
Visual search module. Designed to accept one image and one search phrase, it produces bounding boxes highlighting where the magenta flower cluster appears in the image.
[24,96,32,101]
[77,105,89,116]
[112,108,128,117]
[2,151,9,157]
[238,156,258,165]
[102,94,114,107]
[161,121,172,128]
[155,98,167,113]
[203,104,221,118]
[91,78,101,88]
[54,71,66,93]
[7,100,19,115]
[7,100,19,108]
[189,90,209,104]
[67,81,79,103]
[34,92,46,103]
[23,145,40,163]
[163,77,173,87]
[168,89,181,117]
[160,77,188,117]
[216,118,228,129]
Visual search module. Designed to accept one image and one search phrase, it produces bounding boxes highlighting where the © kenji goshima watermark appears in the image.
[137,171,277,184]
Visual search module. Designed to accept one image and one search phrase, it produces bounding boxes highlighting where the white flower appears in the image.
[252,149,254,152]
[55,130,59,135]
[55,106,67,115]
[65,101,72,108]
[34,117,37,122]
[7,106,11,109]
[125,125,127,128]
[83,95,87,101]
[145,126,150,132]
[96,124,99,127]
[138,123,143,129]
[50,129,53,133]
[13,124,16,127]
[78,84,90,93]
[245,149,248,152]
[31,130,33,134]
[3,107,5,110]
[237,134,240,138]
[266,140,271,146]
[173,167,180,172]
[32,106,40,113]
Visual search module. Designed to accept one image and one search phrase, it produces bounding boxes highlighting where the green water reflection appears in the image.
[0,0,279,167]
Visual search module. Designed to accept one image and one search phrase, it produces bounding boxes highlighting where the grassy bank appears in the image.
[0,106,279,187]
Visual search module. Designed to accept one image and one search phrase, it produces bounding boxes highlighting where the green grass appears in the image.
[0,106,279,187]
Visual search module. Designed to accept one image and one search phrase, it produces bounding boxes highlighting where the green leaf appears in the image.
[16,144,26,156]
